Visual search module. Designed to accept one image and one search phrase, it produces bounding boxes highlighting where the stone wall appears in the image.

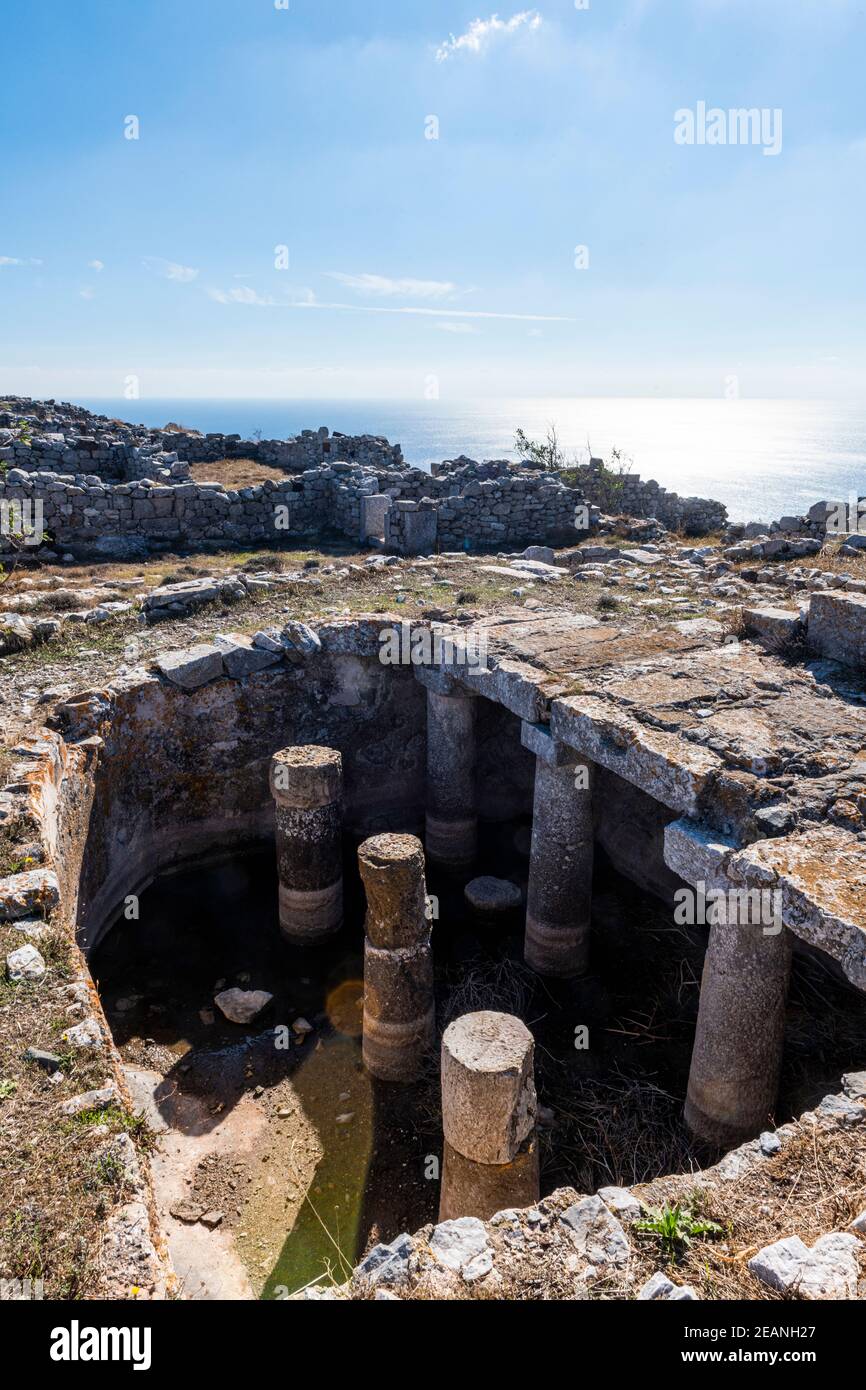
[0,397,403,481]
[579,460,728,535]
[431,454,727,536]
[383,474,590,553]
[734,496,866,545]
[0,463,593,558]
[0,465,386,555]
[435,476,588,550]
[0,398,731,553]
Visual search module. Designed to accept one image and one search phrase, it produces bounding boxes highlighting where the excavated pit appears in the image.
[49,615,865,1298]
[89,820,866,1299]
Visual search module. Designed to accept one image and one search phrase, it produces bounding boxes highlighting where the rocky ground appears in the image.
[2,522,864,747]
[2,516,865,1302]
[336,1072,866,1301]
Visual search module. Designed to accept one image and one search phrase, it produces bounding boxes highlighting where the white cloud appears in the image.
[325,272,459,299]
[207,284,571,323]
[436,11,542,62]
[143,256,199,283]
[88,259,105,272]
[79,287,95,300]
[0,256,43,268]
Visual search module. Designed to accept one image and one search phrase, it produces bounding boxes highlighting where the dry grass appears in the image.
[0,827,40,878]
[31,590,84,613]
[188,457,288,489]
[800,543,866,579]
[0,921,150,1298]
[614,1115,866,1301]
[541,1073,700,1195]
[441,955,541,1027]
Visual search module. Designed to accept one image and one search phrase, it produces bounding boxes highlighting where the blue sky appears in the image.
[1,0,864,400]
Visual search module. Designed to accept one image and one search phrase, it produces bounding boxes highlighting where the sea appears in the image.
[78,397,866,526]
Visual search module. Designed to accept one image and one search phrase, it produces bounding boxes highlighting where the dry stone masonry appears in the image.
[0,397,736,560]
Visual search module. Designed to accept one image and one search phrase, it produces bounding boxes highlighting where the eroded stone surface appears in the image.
[730,827,866,991]
[560,1196,631,1269]
[749,1232,861,1300]
[5,942,46,981]
[441,1012,537,1166]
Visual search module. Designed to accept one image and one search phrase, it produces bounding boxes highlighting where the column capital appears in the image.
[521,719,585,768]
[414,665,476,697]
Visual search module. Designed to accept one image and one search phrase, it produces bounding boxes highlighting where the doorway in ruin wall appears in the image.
[359,494,390,547]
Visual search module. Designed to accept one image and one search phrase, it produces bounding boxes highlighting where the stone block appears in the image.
[807,591,866,668]
[155,644,225,691]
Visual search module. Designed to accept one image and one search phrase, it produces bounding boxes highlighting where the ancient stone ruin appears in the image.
[1,398,864,1305]
[0,397,729,561]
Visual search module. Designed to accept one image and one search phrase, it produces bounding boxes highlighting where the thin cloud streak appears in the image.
[325,272,459,299]
[206,287,572,323]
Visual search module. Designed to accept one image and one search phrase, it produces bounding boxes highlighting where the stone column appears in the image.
[685,918,792,1146]
[422,675,477,873]
[521,722,594,978]
[358,833,435,1082]
[270,745,343,943]
[439,1011,539,1222]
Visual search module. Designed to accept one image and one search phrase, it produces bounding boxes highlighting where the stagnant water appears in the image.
[91,821,866,1298]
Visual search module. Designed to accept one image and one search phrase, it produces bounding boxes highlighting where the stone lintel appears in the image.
[728,827,866,993]
[663,817,739,891]
[550,695,722,817]
[414,665,476,698]
[462,659,547,723]
[666,820,866,994]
